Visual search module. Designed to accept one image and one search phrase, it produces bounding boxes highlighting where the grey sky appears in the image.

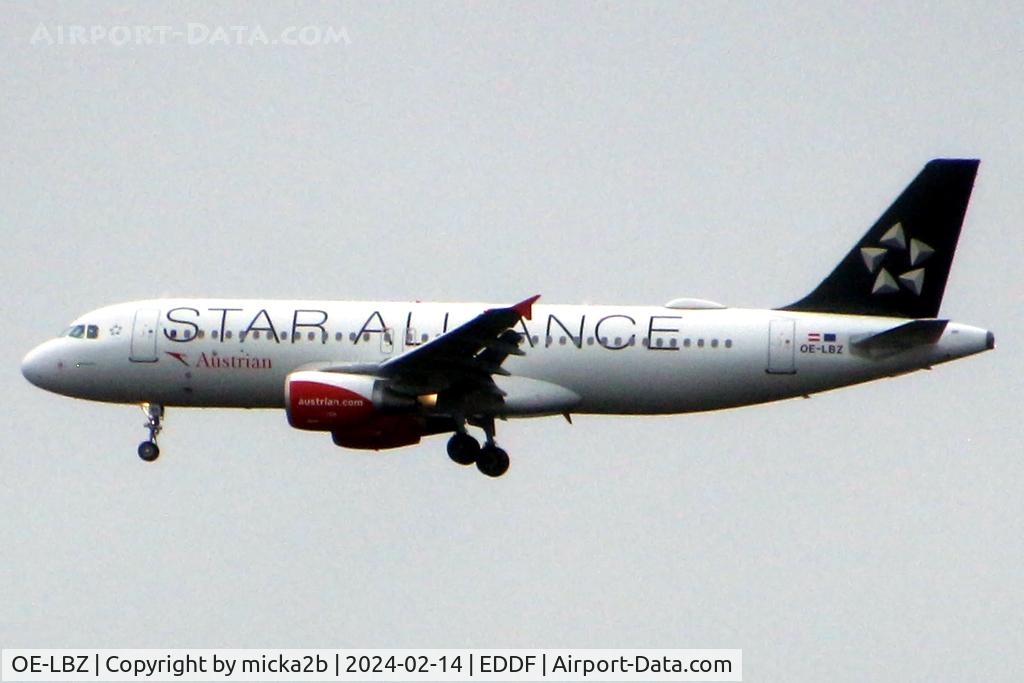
[1,2,1021,680]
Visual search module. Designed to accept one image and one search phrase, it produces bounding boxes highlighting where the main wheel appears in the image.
[138,441,160,462]
[476,446,510,477]
[447,433,480,466]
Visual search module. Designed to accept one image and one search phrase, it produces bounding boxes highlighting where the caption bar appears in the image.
[2,649,741,682]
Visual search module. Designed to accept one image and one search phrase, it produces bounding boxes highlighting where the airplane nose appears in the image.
[21,341,61,390]
[986,331,995,350]
[21,345,47,388]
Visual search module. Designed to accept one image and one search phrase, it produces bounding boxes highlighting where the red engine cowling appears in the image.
[285,371,422,449]
[330,415,424,450]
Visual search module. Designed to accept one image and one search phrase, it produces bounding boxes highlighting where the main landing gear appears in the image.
[446,417,510,478]
[137,402,163,462]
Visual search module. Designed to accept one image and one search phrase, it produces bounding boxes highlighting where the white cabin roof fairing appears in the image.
[663,298,727,310]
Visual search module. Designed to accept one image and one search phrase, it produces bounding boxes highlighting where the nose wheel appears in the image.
[138,403,164,462]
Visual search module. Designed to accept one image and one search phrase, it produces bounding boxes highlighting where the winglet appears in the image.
[512,294,541,320]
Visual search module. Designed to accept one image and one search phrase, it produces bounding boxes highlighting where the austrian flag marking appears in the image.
[806,332,836,342]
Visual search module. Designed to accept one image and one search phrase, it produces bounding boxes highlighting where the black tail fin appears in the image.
[782,159,979,318]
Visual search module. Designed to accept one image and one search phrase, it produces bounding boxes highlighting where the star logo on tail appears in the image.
[860,222,935,296]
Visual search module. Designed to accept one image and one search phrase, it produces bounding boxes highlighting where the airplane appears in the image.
[21,159,994,477]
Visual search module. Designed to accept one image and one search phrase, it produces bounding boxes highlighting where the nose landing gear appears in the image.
[137,402,163,462]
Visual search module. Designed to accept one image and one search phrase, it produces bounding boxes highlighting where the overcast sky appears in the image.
[1,2,1021,681]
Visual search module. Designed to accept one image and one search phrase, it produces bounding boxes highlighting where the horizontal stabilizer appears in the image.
[850,319,948,359]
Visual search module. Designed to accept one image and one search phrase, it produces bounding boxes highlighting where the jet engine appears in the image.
[330,415,425,450]
[285,370,415,433]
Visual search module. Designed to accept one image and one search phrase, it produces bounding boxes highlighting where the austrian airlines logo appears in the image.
[163,350,272,369]
[165,351,189,366]
[860,222,934,296]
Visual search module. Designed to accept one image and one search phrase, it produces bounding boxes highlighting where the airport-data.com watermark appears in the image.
[29,23,351,47]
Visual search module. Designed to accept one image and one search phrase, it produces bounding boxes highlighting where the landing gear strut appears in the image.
[138,402,163,462]
[446,417,510,477]
[472,416,510,478]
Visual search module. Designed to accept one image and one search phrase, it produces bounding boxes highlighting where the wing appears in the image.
[376,295,540,398]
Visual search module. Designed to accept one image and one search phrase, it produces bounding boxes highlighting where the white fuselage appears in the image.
[21,299,993,415]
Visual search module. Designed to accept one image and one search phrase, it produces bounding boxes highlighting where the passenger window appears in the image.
[86,325,99,339]
[252,330,261,340]
[197,330,205,339]
[697,339,704,348]
[349,332,357,342]
[225,331,233,339]
[335,332,343,342]
[684,338,691,347]
[725,339,733,348]
[211,330,219,340]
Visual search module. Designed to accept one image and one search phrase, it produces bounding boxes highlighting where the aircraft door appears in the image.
[767,319,796,374]
[130,309,160,362]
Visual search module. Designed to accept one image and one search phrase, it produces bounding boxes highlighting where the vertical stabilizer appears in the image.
[782,159,979,318]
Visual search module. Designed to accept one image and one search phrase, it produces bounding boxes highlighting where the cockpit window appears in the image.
[64,324,99,339]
